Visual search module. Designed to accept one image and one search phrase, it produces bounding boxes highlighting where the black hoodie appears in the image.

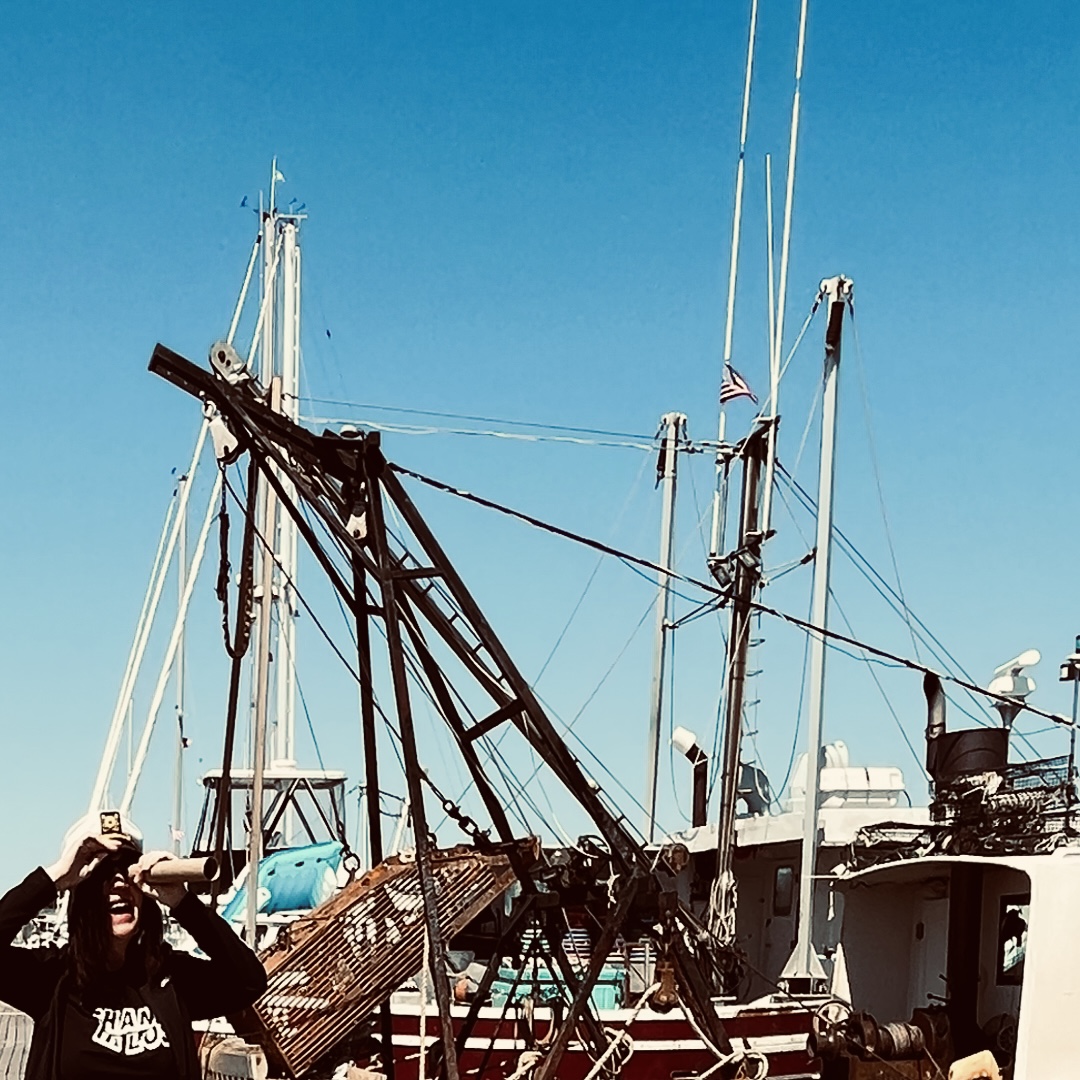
[0,867,267,1080]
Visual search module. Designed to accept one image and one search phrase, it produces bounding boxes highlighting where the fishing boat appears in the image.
[134,199,948,1080]
[794,656,1078,1080]
[68,1,1054,1076]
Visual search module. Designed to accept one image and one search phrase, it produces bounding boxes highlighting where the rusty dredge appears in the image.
[149,342,761,1080]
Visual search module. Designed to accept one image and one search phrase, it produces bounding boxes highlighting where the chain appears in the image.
[216,462,257,660]
[422,772,491,845]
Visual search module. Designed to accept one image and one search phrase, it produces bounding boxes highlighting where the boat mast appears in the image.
[645,412,686,842]
[242,159,305,913]
[781,274,852,991]
[247,161,285,938]
[761,0,810,539]
[249,185,276,777]
[712,423,767,950]
[172,472,187,853]
[246,381,280,946]
[88,423,209,816]
[708,0,759,564]
[250,161,304,848]
[274,212,301,777]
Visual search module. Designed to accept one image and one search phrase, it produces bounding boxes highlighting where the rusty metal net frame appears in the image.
[149,343,738,1080]
[253,846,519,1077]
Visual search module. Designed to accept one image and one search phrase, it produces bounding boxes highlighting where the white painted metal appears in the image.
[273,220,300,772]
[761,0,810,540]
[246,377,282,945]
[645,412,685,842]
[172,472,187,853]
[782,275,851,985]
[765,154,777,394]
[227,233,263,347]
[839,852,1080,1080]
[89,420,210,814]
[260,208,276,390]
[247,203,278,775]
[119,471,223,814]
[245,230,282,373]
[708,0,759,562]
[390,796,411,856]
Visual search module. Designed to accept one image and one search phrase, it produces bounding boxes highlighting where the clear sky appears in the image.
[2,1,1079,879]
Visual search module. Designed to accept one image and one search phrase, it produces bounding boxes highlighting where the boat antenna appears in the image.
[708,0,760,561]
[760,0,810,538]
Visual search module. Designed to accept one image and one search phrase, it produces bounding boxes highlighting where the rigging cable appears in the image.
[300,417,656,453]
[772,476,929,777]
[849,307,922,662]
[293,485,567,840]
[773,465,1043,754]
[535,450,654,684]
[376,511,578,836]
[388,462,1073,729]
[297,397,653,442]
[529,686,653,843]
[771,594,815,806]
[455,597,658,834]
[827,589,927,778]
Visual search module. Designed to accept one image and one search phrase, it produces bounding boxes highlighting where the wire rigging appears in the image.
[302,416,658,453]
[297,397,655,442]
[849,309,922,662]
[775,468,1000,724]
[534,450,654,684]
[222,473,539,843]
[389,462,1072,729]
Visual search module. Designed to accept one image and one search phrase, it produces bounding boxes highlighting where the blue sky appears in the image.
[2,1,1079,877]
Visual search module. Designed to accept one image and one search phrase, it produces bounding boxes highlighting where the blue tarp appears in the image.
[221,840,344,923]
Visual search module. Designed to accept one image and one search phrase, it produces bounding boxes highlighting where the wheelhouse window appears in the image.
[773,865,794,917]
[996,893,1030,985]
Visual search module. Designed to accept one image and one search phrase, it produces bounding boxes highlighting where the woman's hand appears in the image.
[45,834,127,892]
[129,851,187,910]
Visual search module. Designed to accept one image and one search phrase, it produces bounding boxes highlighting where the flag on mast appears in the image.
[719,362,758,405]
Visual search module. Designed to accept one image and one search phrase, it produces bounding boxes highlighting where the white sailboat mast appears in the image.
[782,274,852,989]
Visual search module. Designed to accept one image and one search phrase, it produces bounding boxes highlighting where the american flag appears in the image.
[719,362,758,405]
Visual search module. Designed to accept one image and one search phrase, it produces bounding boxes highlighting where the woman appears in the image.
[0,833,267,1080]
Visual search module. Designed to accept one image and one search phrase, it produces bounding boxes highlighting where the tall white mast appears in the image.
[645,412,686,842]
[247,380,281,945]
[781,274,852,990]
[274,217,301,770]
[250,162,304,853]
[88,422,209,816]
[249,187,277,776]
[708,0,759,563]
[172,472,187,853]
[761,0,810,539]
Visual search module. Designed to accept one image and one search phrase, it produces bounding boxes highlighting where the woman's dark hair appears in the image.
[68,847,164,993]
